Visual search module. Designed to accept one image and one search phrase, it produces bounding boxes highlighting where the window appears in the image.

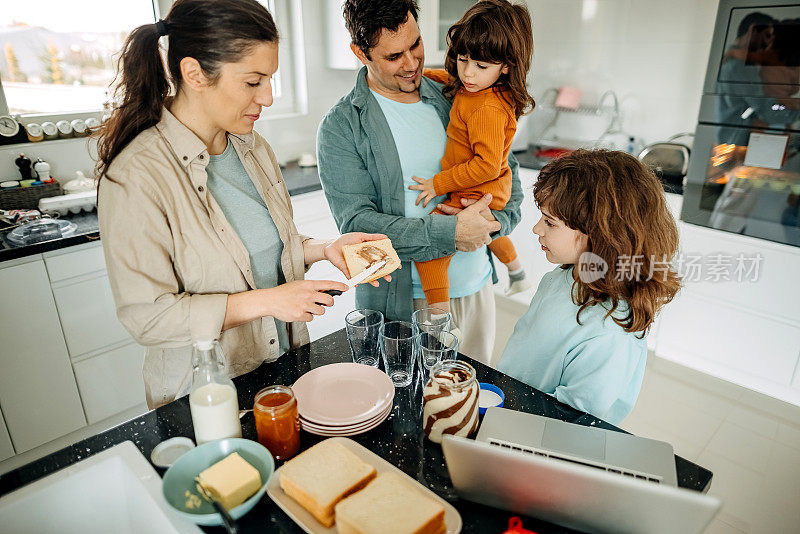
[264,0,307,118]
[0,0,162,118]
[0,0,307,122]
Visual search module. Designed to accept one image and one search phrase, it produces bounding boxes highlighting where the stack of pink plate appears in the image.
[292,362,395,437]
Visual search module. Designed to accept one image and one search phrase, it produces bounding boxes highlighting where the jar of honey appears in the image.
[254,385,300,460]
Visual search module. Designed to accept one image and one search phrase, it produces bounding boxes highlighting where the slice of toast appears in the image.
[279,440,377,527]
[334,471,446,534]
[341,238,401,284]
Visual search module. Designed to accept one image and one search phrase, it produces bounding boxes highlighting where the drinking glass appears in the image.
[345,309,384,367]
[416,331,459,383]
[412,307,452,336]
[379,321,418,387]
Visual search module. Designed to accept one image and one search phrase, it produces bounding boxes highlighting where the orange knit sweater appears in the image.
[425,69,516,208]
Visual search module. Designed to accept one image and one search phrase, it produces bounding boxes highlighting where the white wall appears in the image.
[0,138,95,184]
[1,0,722,177]
[525,0,719,148]
[253,0,360,164]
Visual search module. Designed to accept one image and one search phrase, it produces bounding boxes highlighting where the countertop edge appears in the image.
[0,182,323,264]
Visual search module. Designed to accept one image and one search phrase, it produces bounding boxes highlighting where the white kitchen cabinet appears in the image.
[793,359,800,392]
[0,242,149,459]
[419,0,480,66]
[44,244,106,283]
[653,194,800,406]
[658,293,800,385]
[0,257,87,453]
[0,407,15,462]
[72,342,146,425]
[51,273,131,358]
[43,243,146,424]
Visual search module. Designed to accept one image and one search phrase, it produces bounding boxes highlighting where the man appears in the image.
[317,0,523,363]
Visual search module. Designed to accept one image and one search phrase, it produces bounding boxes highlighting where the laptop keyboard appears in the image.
[486,437,663,484]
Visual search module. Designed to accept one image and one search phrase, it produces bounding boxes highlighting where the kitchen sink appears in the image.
[0,441,202,534]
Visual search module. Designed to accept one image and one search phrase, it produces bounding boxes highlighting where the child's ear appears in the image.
[501,64,509,75]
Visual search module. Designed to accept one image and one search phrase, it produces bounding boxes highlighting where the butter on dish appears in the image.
[196,452,262,510]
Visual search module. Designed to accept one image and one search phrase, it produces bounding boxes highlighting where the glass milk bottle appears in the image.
[189,340,242,444]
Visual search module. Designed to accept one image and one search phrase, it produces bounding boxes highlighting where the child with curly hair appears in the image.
[498,149,681,424]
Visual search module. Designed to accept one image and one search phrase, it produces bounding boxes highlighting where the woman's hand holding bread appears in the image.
[325,233,396,286]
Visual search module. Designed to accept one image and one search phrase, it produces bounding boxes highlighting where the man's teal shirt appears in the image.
[317,67,523,321]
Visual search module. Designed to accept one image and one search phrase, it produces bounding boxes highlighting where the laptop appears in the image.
[441,407,721,534]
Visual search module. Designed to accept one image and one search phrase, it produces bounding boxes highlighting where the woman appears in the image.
[97,0,385,408]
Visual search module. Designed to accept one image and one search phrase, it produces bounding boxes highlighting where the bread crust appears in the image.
[280,474,334,527]
[342,238,401,283]
[333,472,446,534]
[279,442,377,528]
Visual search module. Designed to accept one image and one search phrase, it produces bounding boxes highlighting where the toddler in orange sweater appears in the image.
[410,0,535,312]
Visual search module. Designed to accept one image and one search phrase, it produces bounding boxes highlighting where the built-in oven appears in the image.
[681,0,800,247]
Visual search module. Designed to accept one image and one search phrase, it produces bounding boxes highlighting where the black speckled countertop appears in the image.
[0,329,713,534]
[0,165,322,264]
[0,211,102,262]
[513,146,684,194]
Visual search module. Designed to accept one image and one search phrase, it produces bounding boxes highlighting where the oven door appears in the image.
[681,123,800,247]
[704,1,800,98]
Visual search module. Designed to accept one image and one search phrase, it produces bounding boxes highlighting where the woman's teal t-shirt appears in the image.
[205,141,290,353]
[498,266,647,424]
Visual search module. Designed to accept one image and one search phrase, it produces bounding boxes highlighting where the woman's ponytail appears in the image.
[94,0,279,179]
[95,22,169,178]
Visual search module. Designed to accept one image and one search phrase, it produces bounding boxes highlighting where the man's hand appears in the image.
[409,175,437,207]
[454,194,501,251]
[438,197,497,222]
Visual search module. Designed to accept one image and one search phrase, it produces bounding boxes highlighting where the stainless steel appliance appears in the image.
[682,0,800,247]
[638,133,693,194]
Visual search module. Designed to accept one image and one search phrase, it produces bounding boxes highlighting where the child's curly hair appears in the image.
[443,0,534,119]
[534,149,681,336]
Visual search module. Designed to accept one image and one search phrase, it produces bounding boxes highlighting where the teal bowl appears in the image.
[161,438,274,526]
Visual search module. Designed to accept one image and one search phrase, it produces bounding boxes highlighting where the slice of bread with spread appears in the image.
[341,238,401,283]
[279,440,377,527]
[334,471,446,534]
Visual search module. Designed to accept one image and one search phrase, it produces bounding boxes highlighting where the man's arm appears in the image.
[317,110,499,257]
[317,111,456,262]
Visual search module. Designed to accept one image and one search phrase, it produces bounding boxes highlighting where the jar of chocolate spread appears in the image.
[422,359,480,443]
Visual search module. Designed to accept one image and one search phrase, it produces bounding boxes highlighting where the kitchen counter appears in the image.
[0,211,101,262]
[0,165,322,264]
[513,145,550,170]
[513,146,684,194]
[0,329,713,534]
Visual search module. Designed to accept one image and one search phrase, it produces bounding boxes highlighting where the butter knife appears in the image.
[323,259,388,296]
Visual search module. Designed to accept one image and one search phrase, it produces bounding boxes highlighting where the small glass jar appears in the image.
[188,340,242,445]
[254,385,300,460]
[422,359,480,444]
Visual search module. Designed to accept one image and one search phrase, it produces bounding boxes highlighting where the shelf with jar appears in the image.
[0,93,110,147]
[0,115,103,147]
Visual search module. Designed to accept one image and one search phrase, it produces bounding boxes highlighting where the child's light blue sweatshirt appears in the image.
[497,266,647,425]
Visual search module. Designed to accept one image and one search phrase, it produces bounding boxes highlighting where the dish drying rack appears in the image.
[532,88,624,149]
